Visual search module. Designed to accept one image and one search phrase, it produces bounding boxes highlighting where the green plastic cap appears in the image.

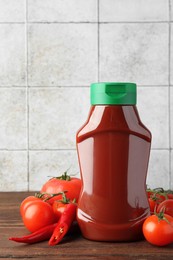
[90,82,136,105]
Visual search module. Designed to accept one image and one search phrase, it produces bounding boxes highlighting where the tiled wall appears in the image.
[0,0,172,191]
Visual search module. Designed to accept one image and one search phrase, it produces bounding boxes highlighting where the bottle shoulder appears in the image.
[77,105,151,142]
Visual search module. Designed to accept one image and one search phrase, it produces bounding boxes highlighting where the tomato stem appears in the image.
[155,211,171,225]
[35,191,68,201]
[150,191,168,202]
[55,191,75,204]
[46,168,78,182]
[56,170,71,181]
[147,187,169,201]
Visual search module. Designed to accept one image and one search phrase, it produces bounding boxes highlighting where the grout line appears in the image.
[0,22,25,24]
[0,86,27,89]
[29,149,77,151]
[151,148,171,151]
[25,0,30,191]
[0,148,171,152]
[96,21,171,24]
[0,149,77,152]
[1,85,172,88]
[1,86,90,90]
[0,149,28,152]
[138,85,172,87]
[27,85,90,88]
[168,0,172,188]
[28,21,98,24]
[15,21,173,24]
[0,21,172,25]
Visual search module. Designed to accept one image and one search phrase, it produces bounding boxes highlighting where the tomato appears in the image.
[167,193,173,200]
[147,190,154,198]
[41,172,82,204]
[52,201,69,219]
[22,200,56,233]
[153,193,166,204]
[148,198,157,214]
[147,188,167,201]
[148,191,168,213]
[157,199,173,217]
[143,213,173,246]
[20,196,40,216]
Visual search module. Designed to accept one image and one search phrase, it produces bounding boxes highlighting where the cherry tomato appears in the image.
[147,188,167,201]
[41,172,81,204]
[167,193,173,200]
[143,213,173,246]
[20,196,40,216]
[157,199,173,217]
[22,200,56,233]
[147,190,154,198]
[153,193,166,204]
[148,191,167,213]
[148,198,157,214]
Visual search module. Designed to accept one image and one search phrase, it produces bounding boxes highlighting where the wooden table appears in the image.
[0,192,173,260]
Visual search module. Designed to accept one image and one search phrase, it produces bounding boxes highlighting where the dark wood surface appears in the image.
[0,192,173,260]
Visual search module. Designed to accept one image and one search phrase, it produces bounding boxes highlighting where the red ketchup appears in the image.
[76,82,152,241]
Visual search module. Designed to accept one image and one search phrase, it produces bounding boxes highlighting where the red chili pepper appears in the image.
[9,223,57,244]
[49,203,77,246]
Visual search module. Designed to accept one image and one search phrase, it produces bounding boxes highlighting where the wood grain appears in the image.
[0,192,173,259]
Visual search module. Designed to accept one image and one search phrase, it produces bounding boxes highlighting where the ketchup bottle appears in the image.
[76,82,152,241]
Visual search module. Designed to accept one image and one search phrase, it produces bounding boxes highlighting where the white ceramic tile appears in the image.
[29,150,80,191]
[0,151,28,191]
[0,24,26,86]
[100,0,169,22]
[28,24,97,87]
[147,150,170,189]
[28,0,97,22]
[99,23,169,85]
[171,24,173,85]
[0,88,27,149]
[0,0,25,22]
[171,87,173,149]
[171,0,173,21]
[171,150,173,189]
[29,87,90,149]
[137,87,169,149]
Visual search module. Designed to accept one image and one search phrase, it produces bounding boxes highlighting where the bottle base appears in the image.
[77,210,147,242]
[79,226,144,242]
[81,231,144,242]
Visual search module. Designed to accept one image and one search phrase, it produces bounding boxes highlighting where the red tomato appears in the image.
[157,199,173,217]
[147,190,154,198]
[41,173,81,204]
[20,196,40,216]
[22,200,56,233]
[148,192,167,213]
[147,189,167,201]
[52,201,69,219]
[153,193,166,204]
[167,193,173,199]
[143,213,173,246]
[148,198,157,214]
